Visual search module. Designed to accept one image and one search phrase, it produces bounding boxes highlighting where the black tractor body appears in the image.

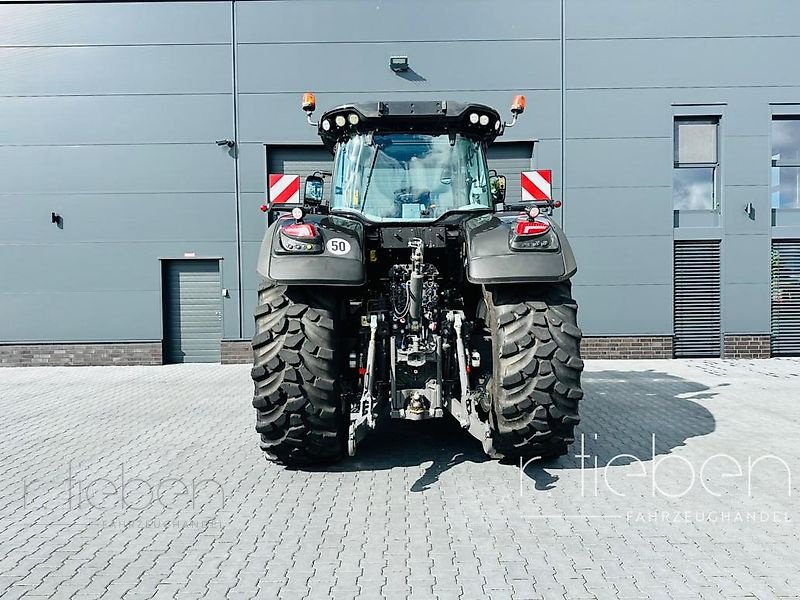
[251,97,584,464]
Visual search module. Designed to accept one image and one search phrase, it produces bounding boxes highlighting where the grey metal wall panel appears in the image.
[564,187,673,237]
[0,291,162,342]
[0,1,237,345]
[242,285,258,340]
[241,240,263,297]
[723,136,770,186]
[0,95,234,145]
[237,0,560,43]
[240,193,270,243]
[221,288,243,341]
[0,46,232,96]
[722,186,772,236]
[566,0,800,39]
[236,41,561,95]
[238,142,271,194]
[534,140,562,182]
[236,90,560,144]
[572,284,673,336]
[565,138,672,188]
[566,38,800,90]
[724,91,775,137]
[724,235,771,285]
[0,240,237,342]
[568,87,791,138]
[566,89,672,139]
[1,0,797,349]
[567,87,793,138]
[0,242,236,293]
[162,260,222,363]
[724,282,771,335]
[0,194,238,243]
[0,145,235,194]
[0,3,231,46]
[570,236,673,286]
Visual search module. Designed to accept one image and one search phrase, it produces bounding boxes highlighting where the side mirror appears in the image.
[490,175,506,205]
[304,175,324,205]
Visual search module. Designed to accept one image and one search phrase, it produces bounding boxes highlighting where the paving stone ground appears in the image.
[1,359,799,599]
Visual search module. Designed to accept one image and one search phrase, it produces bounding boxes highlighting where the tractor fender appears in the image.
[463,213,577,284]
[257,213,366,285]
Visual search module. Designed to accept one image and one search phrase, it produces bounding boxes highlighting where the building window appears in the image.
[771,116,800,209]
[673,117,719,211]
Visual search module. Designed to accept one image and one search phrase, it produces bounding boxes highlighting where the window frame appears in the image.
[771,115,800,168]
[771,116,800,210]
[673,116,721,212]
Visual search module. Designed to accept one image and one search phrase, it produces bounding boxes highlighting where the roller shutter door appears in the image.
[162,260,222,363]
[487,142,534,205]
[771,240,800,355]
[673,240,721,357]
[266,145,333,205]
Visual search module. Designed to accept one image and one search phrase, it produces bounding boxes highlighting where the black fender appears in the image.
[463,213,577,284]
[256,213,366,285]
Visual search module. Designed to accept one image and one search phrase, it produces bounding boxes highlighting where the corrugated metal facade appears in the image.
[1,0,800,356]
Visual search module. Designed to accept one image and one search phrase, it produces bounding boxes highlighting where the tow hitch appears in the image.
[447,311,494,455]
[348,314,378,456]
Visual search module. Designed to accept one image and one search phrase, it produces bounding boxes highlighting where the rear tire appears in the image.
[484,281,584,459]
[251,280,345,465]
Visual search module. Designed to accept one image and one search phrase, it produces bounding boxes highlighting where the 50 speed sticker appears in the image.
[326,238,351,255]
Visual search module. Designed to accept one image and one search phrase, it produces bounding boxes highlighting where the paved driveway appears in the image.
[1,359,799,599]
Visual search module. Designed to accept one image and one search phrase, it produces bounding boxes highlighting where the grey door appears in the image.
[771,240,800,355]
[487,142,535,205]
[162,260,222,363]
[673,240,722,357]
[266,145,334,205]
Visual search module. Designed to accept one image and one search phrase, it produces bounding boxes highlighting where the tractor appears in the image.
[251,94,583,465]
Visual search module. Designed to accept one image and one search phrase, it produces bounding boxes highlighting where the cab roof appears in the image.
[317,101,504,151]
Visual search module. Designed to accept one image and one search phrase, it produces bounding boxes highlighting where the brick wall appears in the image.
[0,335,770,366]
[0,343,163,367]
[581,336,673,359]
[723,335,771,359]
[221,341,253,365]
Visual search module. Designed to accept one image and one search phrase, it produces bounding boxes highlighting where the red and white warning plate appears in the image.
[521,170,552,202]
[268,174,300,205]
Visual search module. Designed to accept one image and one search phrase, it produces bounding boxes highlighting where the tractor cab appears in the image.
[292,96,528,222]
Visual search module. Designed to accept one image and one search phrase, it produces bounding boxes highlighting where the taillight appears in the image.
[282,222,318,239]
[515,219,550,236]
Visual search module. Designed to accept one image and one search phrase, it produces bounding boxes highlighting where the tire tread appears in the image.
[486,282,584,459]
[251,280,344,465]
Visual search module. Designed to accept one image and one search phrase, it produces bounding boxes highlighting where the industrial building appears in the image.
[2,0,800,365]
